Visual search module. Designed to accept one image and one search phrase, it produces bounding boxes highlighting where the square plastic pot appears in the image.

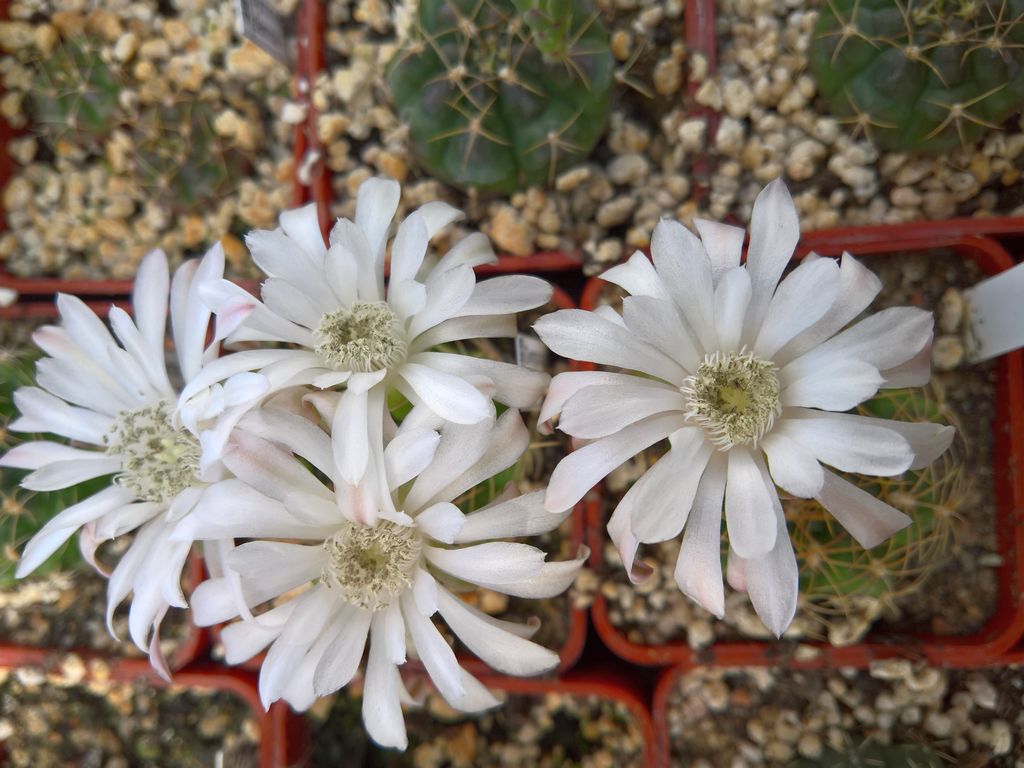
[585,219,1024,670]
[0,0,315,302]
[0,646,305,768]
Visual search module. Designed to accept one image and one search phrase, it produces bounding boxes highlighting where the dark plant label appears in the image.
[236,0,291,65]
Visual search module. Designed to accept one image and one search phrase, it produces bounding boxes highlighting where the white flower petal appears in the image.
[325,240,358,307]
[225,541,327,585]
[534,309,686,385]
[400,592,465,704]
[313,605,371,696]
[279,203,327,259]
[455,491,571,543]
[621,295,701,373]
[453,275,552,318]
[133,249,170,356]
[435,587,558,676]
[537,370,646,433]
[434,232,497,273]
[600,250,669,299]
[356,177,401,267]
[221,601,297,665]
[544,412,685,513]
[174,480,333,541]
[412,314,517,351]
[852,416,955,470]
[713,266,752,353]
[412,568,438,616]
[260,277,325,328]
[0,441,101,470]
[260,588,335,707]
[783,306,933,382]
[775,252,882,365]
[607,495,650,584]
[415,502,465,544]
[408,265,477,338]
[417,200,464,238]
[742,178,800,338]
[333,388,370,485]
[11,387,112,444]
[760,432,824,498]
[559,381,686,440]
[363,613,408,750]
[650,218,717,351]
[694,218,745,284]
[384,427,441,490]
[404,416,494,512]
[674,453,727,617]
[444,547,588,599]
[330,217,380,302]
[780,359,883,411]
[724,447,778,558]
[16,487,135,577]
[223,430,329,502]
[778,410,914,476]
[381,600,406,664]
[390,210,429,286]
[629,427,713,543]
[880,339,932,388]
[398,361,491,425]
[411,352,549,410]
[738,460,799,637]
[753,257,841,359]
[815,468,912,549]
[20,456,121,491]
[425,542,545,584]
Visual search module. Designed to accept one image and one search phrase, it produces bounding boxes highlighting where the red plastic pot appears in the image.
[584,219,1024,670]
[0,646,305,768]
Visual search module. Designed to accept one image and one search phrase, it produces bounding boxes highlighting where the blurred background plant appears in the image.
[387,0,615,193]
[810,0,1024,153]
[0,340,110,586]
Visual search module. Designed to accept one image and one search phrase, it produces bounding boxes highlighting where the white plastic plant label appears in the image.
[236,0,291,65]
[964,261,1024,363]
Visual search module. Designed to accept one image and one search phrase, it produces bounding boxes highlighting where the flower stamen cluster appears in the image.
[321,520,422,610]
[313,302,407,373]
[681,349,781,450]
[105,400,200,503]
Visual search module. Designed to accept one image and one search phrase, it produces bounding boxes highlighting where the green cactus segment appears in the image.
[1,353,110,586]
[135,102,246,212]
[787,385,964,611]
[387,0,615,193]
[791,741,944,767]
[29,38,123,150]
[810,0,1024,152]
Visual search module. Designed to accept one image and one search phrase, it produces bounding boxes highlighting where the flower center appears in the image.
[313,301,407,373]
[320,521,422,610]
[680,350,781,450]
[105,400,200,503]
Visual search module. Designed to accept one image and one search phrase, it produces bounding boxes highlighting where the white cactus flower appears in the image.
[534,179,954,636]
[181,404,585,748]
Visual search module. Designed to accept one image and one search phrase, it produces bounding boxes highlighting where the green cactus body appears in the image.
[1,352,111,586]
[786,385,964,617]
[30,38,123,150]
[387,0,615,193]
[810,0,1024,152]
[135,101,246,212]
[790,741,944,767]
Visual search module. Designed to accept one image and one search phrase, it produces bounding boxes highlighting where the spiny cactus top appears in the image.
[810,0,1024,152]
[387,0,615,194]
